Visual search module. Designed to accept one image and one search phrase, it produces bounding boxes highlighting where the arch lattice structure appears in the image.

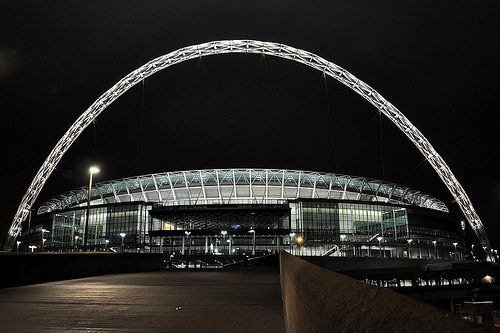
[5,40,491,253]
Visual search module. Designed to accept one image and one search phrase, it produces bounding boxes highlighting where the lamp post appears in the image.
[185,231,191,268]
[83,166,100,252]
[452,242,458,260]
[105,239,109,252]
[377,236,383,258]
[340,234,347,257]
[489,249,497,263]
[221,230,227,255]
[184,231,191,254]
[16,241,21,252]
[296,236,304,256]
[289,232,296,254]
[22,208,33,251]
[74,235,80,251]
[432,240,437,259]
[119,232,126,252]
[407,238,413,258]
[28,245,37,252]
[248,229,256,255]
[470,244,476,261]
[41,228,50,251]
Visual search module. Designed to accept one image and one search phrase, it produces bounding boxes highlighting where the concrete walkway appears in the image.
[0,269,284,332]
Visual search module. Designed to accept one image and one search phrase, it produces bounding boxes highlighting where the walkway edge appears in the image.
[279,251,488,333]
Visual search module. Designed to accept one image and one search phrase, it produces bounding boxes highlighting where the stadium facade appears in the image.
[18,168,465,259]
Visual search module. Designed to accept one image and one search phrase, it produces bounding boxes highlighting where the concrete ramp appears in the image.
[279,251,487,332]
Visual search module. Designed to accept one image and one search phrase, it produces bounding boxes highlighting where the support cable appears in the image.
[140,79,145,174]
[323,74,338,172]
[92,119,98,163]
[379,112,385,179]
[262,54,288,168]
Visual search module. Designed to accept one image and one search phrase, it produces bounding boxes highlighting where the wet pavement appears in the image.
[0,268,284,332]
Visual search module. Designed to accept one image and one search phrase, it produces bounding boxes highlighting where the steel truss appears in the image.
[5,40,491,254]
[37,168,448,213]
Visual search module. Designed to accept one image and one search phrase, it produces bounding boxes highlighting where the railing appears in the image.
[159,198,289,206]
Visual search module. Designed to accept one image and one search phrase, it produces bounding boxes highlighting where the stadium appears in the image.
[6,40,490,260]
[18,168,465,260]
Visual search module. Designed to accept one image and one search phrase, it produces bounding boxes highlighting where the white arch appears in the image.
[5,40,491,253]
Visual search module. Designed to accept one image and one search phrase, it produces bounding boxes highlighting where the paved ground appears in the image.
[0,268,284,332]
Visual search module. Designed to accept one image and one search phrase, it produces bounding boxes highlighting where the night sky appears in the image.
[1,1,499,249]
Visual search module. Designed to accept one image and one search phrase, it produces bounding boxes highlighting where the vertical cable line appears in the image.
[196,55,210,167]
[140,79,145,174]
[262,54,288,168]
[92,119,98,164]
[379,112,385,179]
[323,74,338,172]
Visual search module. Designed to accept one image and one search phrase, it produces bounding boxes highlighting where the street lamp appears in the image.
[83,166,100,252]
[296,236,304,256]
[452,242,458,260]
[407,238,413,258]
[185,231,191,267]
[377,236,383,258]
[119,232,126,252]
[248,229,256,255]
[28,245,37,252]
[22,208,33,250]
[16,241,21,252]
[340,234,347,257]
[289,232,296,254]
[105,239,109,251]
[74,235,80,250]
[432,240,437,259]
[41,228,50,251]
[470,244,476,261]
[221,230,227,255]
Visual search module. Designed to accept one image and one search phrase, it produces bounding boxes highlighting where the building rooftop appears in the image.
[38,168,448,214]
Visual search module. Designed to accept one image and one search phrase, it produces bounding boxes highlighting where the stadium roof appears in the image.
[38,168,448,214]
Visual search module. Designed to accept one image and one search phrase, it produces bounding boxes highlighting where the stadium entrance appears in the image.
[149,203,291,256]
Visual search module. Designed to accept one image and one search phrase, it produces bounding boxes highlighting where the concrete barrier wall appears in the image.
[303,255,447,270]
[279,251,488,333]
[0,253,164,288]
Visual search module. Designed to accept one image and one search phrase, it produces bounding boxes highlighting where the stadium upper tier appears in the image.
[38,169,448,214]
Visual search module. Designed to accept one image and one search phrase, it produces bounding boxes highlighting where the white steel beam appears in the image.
[200,170,207,204]
[110,182,121,204]
[281,170,285,199]
[167,173,176,202]
[183,171,192,204]
[215,169,222,203]
[124,181,133,201]
[152,175,163,202]
[138,179,146,202]
[232,169,237,201]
